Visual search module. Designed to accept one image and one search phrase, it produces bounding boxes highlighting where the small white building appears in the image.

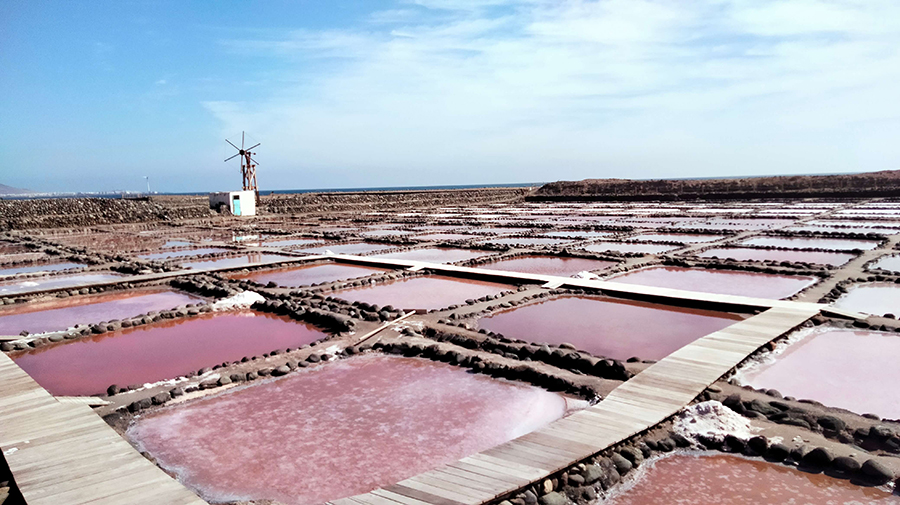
[209,190,256,216]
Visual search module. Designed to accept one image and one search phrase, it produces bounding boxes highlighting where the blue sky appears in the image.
[2,0,899,193]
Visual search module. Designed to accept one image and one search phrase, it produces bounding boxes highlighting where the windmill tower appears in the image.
[225,132,260,203]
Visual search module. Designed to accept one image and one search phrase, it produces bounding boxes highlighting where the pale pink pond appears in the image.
[182,254,291,270]
[0,289,201,335]
[476,256,615,276]
[333,275,509,310]
[695,248,855,266]
[628,233,724,243]
[542,231,612,239]
[481,237,573,246]
[477,296,740,360]
[0,261,86,276]
[412,233,475,241]
[832,283,900,316]
[0,272,123,295]
[583,242,680,255]
[126,354,567,505]
[299,242,393,255]
[10,311,327,396]
[869,254,900,272]
[739,237,879,251]
[372,247,492,264]
[607,453,899,504]
[611,266,817,299]
[742,328,900,418]
[138,247,230,260]
[230,262,392,287]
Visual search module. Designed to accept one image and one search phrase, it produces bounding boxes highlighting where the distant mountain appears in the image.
[0,183,34,195]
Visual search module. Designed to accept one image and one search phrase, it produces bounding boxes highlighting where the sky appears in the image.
[2,0,900,193]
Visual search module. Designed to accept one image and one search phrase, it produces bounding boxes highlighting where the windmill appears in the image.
[225,132,260,203]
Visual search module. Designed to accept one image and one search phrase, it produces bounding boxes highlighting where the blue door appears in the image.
[232,196,241,216]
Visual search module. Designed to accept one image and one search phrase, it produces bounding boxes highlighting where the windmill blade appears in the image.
[225,139,240,151]
[246,143,261,150]
[224,153,240,162]
[242,131,245,149]
[249,157,260,166]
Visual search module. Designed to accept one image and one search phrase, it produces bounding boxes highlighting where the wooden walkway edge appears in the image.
[333,305,820,505]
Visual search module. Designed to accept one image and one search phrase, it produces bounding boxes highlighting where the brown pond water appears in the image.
[0,261,86,276]
[0,242,29,255]
[606,453,899,505]
[0,272,124,296]
[739,237,880,251]
[372,247,492,264]
[332,275,510,310]
[126,354,567,505]
[476,256,615,276]
[477,296,741,360]
[741,328,900,418]
[695,247,855,266]
[298,242,393,255]
[832,283,900,316]
[10,311,327,396]
[870,254,900,272]
[582,242,680,255]
[611,266,817,299]
[181,254,291,270]
[0,289,201,335]
[139,248,230,260]
[230,262,392,287]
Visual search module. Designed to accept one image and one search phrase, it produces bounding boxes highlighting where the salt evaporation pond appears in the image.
[298,242,393,255]
[372,247,492,263]
[0,289,201,335]
[0,261,86,276]
[607,453,899,504]
[333,275,509,310]
[181,253,290,270]
[476,256,615,277]
[0,272,123,295]
[832,283,900,316]
[10,311,328,396]
[611,266,817,299]
[480,237,573,246]
[628,233,723,243]
[412,233,475,241]
[262,238,321,248]
[695,247,855,266]
[138,247,230,260]
[741,328,900,418]
[869,254,900,273]
[583,242,680,255]
[127,354,567,505]
[739,237,879,251]
[477,296,741,360]
[230,262,391,287]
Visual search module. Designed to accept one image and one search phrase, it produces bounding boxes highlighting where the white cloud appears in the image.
[206,0,900,187]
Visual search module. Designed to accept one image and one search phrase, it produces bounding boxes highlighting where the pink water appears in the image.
[413,233,475,241]
[583,242,680,255]
[476,256,615,276]
[181,254,291,270]
[0,273,123,295]
[628,233,724,243]
[612,266,817,299]
[0,242,29,255]
[10,311,327,396]
[695,248,855,266]
[542,231,612,239]
[127,354,566,504]
[333,275,509,310]
[482,237,573,246]
[231,262,391,287]
[299,242,393,255]
[139,248,230,260]
[0,289,200,335]
[477,296,740,360]
[372,248,492,263]
[0,261,86,276]
[740,237,879,251]
[833,283,900,316]
[870,255,900,272]
[607,453,899,504]
[742,329,900,417]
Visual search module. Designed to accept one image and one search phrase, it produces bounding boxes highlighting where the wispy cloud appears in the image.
[205,0,900,187]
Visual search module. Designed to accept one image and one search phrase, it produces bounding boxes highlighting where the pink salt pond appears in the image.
[333,275,510,310]
[694,247,855,266]
[628,233,724,243]
[480,237,573,246]
[0,272,123,296]
[611,266,817,299]
[10,311,327,396]
[477,296,741,360]
[372,247,492,264]
[607,453,899,504]
[413,233,475,241]
[476,256,615,277]
[741,328,900,418]
[583,242,680,255]
[230,262,392,287]
[0,288,200,335]
[870,254,900,273]
[126,354,567,505]
[739,236,880,251]
[181,253,291,270]
[832,283,900,316]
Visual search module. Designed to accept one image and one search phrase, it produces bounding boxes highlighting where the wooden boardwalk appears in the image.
[332,305,819,505]
[0,353,205,505]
